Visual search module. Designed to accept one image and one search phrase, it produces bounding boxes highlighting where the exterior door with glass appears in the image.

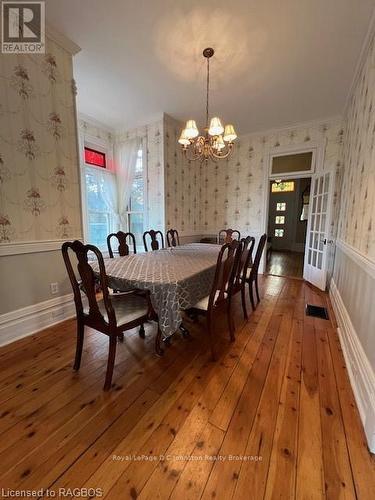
[303,171,334,290]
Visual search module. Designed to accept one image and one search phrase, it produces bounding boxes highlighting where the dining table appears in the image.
[97,243,222,339]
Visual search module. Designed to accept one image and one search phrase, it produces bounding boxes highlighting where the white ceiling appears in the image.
[45,0,375,134]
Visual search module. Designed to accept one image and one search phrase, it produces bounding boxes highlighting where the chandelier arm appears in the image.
[210,143,234,160]
[183,147,205,162]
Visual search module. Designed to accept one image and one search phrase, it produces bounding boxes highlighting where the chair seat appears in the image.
[84,293,148,326]
[192,291,227,311]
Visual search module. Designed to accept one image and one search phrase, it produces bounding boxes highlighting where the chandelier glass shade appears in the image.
[178,48,237,162]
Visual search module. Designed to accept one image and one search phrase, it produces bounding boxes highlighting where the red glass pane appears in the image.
[84,147,106,168]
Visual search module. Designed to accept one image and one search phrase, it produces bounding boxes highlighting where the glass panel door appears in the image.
[303,171,333,290]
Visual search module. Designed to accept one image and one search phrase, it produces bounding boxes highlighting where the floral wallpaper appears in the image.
[164,116,343,239]
[0,39,82,244]
[338,31,375,260]
[164,114,201,235]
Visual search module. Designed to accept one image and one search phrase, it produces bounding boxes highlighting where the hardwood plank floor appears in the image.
[0,276,374,499]
[266,250,305,278]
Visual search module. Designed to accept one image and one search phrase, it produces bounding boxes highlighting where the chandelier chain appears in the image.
[206,56,210,130]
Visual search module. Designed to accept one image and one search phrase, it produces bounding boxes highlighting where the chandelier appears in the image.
[178,48,237,162]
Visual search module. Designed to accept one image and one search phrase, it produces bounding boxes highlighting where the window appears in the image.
[127,148,145,247]
[276,202,286,211]
[275,216,285,224]
[85,168,117,248]
[271,181,295,193]
[84,147,106,168]
[275,229,284,237]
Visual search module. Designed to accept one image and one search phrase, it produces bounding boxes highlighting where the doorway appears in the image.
[266,178,311,279]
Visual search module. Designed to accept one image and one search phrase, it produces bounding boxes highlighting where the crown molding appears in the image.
[78,113,116,134]
[46,23,81,55]
[237,115,343,141]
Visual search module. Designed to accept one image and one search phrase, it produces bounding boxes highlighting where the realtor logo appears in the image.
[1,1,45,53]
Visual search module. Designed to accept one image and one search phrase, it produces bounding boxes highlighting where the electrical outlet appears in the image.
[50,282,59,295]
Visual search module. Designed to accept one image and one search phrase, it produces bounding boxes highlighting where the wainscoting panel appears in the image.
[330,242,375,452]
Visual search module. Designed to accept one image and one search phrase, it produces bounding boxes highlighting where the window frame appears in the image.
[268,143,318,180]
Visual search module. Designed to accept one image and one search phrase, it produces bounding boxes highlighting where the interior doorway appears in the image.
[266,177,311,279]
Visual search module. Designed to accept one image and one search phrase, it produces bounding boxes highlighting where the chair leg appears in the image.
[155,327,164,356]
[241,285,248,320]
[227,302,235,342]
[73,319,84,371]
[207,315,216,361]
[104,335,117,391]
[118,332,124,342]
[139,324,146,339]
[249,280,256,310]
[255,276,261,303]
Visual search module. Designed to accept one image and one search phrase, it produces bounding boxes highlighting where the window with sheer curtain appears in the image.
[126,148,145,248]
[85,166,118,249]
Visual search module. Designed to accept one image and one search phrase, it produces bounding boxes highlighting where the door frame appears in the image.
[260,140,326,274]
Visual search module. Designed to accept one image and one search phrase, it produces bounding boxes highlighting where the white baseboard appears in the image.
[0,294,76,347]
[329,279,375,452]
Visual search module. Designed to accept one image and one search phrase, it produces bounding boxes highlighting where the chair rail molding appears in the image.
[0,293,75,347]
[329,278,375,452]
[0,239,82,256]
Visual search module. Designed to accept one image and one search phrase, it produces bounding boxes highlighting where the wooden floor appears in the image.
[0,276,374,499]
[267,250,305,278]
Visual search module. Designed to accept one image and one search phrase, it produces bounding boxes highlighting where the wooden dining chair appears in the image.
[218,228,241,244]
[166,228,180,247]
[187,240,239,360]
[245,233,267,310]
[107,231,136,258]
[228,236,255,321]
[143,229,164,251]
[62,240,155,391]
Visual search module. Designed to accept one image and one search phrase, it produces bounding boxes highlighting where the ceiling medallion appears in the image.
[178,48,237,163]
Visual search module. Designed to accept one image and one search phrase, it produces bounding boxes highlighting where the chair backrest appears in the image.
[143,230,165,251]
[250,233,267,279]
[62,240,115,326]
[208,240,239,311]
[107,231,136,258]
[218,228,241,244]
[166,228,180,247]
[233,236,256,289]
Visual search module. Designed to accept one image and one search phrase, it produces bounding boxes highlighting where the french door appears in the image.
[303,170,334,290]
